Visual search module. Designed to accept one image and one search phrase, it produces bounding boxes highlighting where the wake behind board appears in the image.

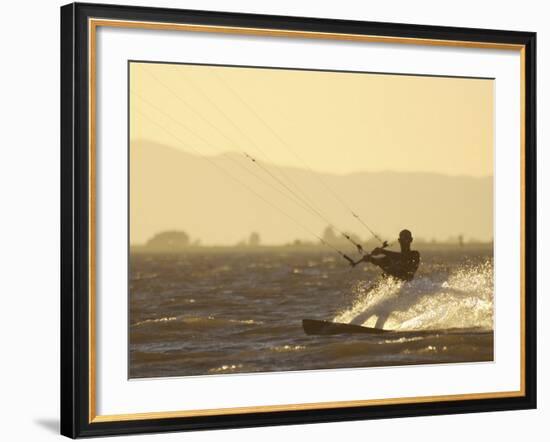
[302,319,390,336]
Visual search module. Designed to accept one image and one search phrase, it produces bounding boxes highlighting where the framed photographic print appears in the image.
[60,2,537,438]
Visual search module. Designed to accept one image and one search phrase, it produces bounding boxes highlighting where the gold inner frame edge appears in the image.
[88,17,527,423]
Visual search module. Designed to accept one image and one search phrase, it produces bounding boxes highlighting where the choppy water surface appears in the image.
[129,248,493,378]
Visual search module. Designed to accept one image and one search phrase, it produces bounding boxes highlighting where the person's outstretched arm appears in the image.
[371,248,400,259]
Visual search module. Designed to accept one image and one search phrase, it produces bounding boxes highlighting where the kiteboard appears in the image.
[302,319,390,335]
[302,319,492,337]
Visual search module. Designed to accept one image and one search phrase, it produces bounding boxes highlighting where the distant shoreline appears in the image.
[130,241,493,254]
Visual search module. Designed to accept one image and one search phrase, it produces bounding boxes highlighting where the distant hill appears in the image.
[130,140,493,246]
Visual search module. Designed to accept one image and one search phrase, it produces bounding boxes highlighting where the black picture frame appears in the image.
[61,2,536,438]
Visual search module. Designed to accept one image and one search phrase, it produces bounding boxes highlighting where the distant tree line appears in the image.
[145,231,190,251]
[144,230,263,251]
[140,227,490,252]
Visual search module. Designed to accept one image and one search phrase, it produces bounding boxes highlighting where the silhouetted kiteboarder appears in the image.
[351,229,420,281]
[303,229,421,335]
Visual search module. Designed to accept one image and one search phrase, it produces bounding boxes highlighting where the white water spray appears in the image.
[333,261,494,331]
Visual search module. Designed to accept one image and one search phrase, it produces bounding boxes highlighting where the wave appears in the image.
[208,363,245,374]
[132,315,264,328]
[270,344,306,353]
[333,261,493,331]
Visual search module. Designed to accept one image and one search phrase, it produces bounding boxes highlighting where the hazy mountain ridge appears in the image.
[130,140,493,246]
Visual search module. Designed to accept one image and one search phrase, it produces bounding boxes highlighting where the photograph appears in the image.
[128,61,495,379]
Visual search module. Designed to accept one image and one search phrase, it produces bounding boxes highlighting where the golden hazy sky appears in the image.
[130,62,494,177]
